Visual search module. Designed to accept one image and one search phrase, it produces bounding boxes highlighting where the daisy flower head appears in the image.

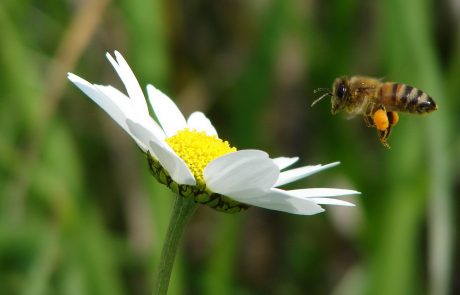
[68,51,359,215]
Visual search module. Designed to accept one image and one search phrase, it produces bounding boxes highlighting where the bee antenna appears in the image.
[311,91,331,107]
[313,88,330,94]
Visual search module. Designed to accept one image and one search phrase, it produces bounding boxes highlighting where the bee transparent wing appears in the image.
[345,114,358,120]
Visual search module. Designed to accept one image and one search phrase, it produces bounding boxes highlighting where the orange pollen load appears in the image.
[390,111,399,126]
[373,109,389,131]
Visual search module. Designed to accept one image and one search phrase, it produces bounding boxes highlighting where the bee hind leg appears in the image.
[376,111,399,149]
[364,103,381,127]
[371,107,394,149]
[377,126,392,149]
[363,115,375,127]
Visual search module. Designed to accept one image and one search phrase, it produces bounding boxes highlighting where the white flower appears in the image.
[68,51,359,215]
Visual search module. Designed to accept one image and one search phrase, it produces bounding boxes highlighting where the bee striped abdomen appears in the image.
[379,82,437,114]
[325,75,438,148]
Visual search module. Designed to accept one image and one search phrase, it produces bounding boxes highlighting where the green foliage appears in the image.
[0,0,457,294]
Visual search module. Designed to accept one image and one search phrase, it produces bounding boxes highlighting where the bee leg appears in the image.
[364,103,379,127]
[372,107,392,148]
[363,115,375,127]
[377,111,401,149]
[387,111,399,126]
[377,126,392,149]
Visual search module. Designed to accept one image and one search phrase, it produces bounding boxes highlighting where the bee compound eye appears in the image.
[336,84,347,99]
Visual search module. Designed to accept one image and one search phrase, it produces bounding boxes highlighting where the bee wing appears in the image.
[345,114,358,120]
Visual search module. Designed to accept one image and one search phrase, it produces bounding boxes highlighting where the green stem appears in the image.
[153,196,198,295]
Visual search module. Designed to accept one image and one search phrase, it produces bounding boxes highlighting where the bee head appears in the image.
[331,77,350,114]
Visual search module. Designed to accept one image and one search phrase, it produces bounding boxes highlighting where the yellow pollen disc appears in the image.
[165,128,237,185]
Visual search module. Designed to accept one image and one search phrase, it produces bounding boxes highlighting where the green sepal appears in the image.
[146,153,249,213]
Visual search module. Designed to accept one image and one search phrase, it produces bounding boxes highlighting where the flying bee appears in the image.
[312,76,438,148]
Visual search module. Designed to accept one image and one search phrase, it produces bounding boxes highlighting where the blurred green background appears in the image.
[0,0,458,294]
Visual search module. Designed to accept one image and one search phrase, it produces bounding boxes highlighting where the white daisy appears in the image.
[68,51,359,215]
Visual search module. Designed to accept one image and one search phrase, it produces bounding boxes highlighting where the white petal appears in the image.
[147,84,187,137]
[232,188,324,215]
[106,51,150,116]
[93,84,130,107]
[187,112,218,136]
[126,119,162,157]
[204,150,279,195]
[272,157,299,170]
[287,188,360,198]
[96,85,166,141]
[148,137,196,186]
[68,73,148,150]
[274,162,340,187]
[283,188,358,207]
[127,119,195,185]
[307,198,355,206]
[68,74,129,128]
[218,188,266,200]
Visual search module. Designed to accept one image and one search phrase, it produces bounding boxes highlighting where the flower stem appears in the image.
[153,196,198,295]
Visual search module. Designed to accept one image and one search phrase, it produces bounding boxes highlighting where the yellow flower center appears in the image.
[165,128,237,185]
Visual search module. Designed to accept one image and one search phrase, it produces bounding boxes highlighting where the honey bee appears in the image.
[312,76,438,148]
